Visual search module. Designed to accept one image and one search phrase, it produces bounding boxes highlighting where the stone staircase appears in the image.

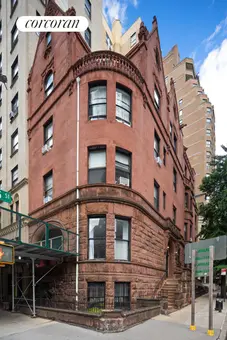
[161,278,184,312]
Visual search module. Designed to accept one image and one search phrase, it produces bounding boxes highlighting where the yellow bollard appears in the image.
[207,329,214,336]
[190,325,196,331]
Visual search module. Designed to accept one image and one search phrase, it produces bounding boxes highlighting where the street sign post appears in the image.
[0,243,15,265]
[0,190,12,204]
[190,249,196,331]
[208,246,214,336]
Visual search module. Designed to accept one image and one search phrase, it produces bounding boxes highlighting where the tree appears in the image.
[199,147,227,239]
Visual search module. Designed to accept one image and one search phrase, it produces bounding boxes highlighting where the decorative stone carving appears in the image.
[45,0,60,16]
[138,22,149,42]
[66,7,76,16]
[43,44,52,59]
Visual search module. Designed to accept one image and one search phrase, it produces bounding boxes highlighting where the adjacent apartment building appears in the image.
[26,1,196,312]
[163,45,215,234]
[0,0,103,239]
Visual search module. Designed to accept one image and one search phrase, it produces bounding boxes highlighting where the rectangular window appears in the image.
[154,87,160,110]
[11,165,18,187]
[154,131,160,158]
[11,0,18,15]
[170,122,173,139]
[206,162,210,170]
[173,205,177,224]
[190,224,192,239]
[179,99,183,105]
[0,53,2,73]
[206,129,211,136]
[10,204,14,224]
[88,216,106,259]
[163,191,166,210]
[179,109,183,117]
[190,196,193,211]
[207,107,211,114]
[185,192,189,208]
[43,171,53,203]
[116,86,132,126]
[130,32,136,46]
[114,282,130,310]
[173,134,177,153]
[165,76,168,85]
[115,148,131,187]
[186,62,193,70]
[44,118,53,148]
[87,282,105,310]
[89,83,107,120]
[163,147,166,166]
[11,21,18,50]
[106,32,112,50]
[15,200,19,221]
[0,148,2,168]
[154,180,160,211]
[185,74,193,81]
[173,168,177,192]
[206,140,211,148]
[85,28,91,47]
[206,118,211,124]
[85,0,91,19]
[88,147,106,184]
[0,117,2,137]
[115,218,130,261]
[11,92,18,115]
[11,56,18,84]
[206,151,211,159]
[179,119,183,125]
[184,223,188,240]
[0,21,2,41]
[11,129,18,155]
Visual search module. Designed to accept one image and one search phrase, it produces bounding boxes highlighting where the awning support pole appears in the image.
[12,264,15,312]
[31,258,36,318]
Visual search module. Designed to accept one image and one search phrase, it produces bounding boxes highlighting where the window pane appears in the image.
[116,89,131,111]
[45,73,53,89]
[116,152,130,166]
[114,282,130,310]
[89,217,106,259]
[89,168,106,184]
[115,241,128,260]
[88,282,105,309]
[89,150,106,169]
[115,219,129,240]
[90,86,106,105]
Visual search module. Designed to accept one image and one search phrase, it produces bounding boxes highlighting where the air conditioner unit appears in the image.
[9,111,16,120]
[118,177,129,186]
[155,157,163,166]
[43,196,52,204]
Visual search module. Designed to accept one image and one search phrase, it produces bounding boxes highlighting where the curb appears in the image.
[219,311,227,340]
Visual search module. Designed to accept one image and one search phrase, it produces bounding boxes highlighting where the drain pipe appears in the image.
[75,76,80,310]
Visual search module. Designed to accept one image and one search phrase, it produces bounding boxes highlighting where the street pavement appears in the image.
[1,294,227,339]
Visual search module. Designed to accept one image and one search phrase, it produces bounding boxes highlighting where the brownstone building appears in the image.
[27,1,196,311]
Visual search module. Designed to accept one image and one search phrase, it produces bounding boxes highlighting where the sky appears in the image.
[103,0,227,155]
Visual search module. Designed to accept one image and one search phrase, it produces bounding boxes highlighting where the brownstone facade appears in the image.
[27,2,196,312]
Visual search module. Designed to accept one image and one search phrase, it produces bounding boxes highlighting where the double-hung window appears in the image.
[154,131,160,158]
[173,168,177,192]
[115,148,131,187]
[11,129,18,155]
[89,84,107,120]
[115,218,130,261]
[154,180,160,211]
[88,147,106,184]
[116,86,132,126]
[154,87,160,110]
[44,118,53,148]
[114,282,130,310]
[43,171,53,203]
[88,216,106,259]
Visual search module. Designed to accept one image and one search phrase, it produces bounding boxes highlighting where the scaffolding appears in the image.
[0,205,79,317]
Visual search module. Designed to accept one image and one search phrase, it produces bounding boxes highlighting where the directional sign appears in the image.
[195,248,209,277]
[185,235,227,264]
[0,190,12,204]
[0,243,14,265]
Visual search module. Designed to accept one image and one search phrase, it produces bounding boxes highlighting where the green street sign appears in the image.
[0,190,12,203]
[195,248,209,277]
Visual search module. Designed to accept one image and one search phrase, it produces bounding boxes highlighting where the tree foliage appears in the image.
[199,149,227,239]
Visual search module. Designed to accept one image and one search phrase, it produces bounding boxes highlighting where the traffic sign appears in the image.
[0,243,14,265]
[0,190,12,204]
[221,268,227,276]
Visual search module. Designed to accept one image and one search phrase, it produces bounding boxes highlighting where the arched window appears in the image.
[44,72,54,97]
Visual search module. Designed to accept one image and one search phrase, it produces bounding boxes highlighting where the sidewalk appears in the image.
[153,294,227,338]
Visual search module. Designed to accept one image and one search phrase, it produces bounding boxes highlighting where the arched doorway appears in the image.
[166,239,174,278]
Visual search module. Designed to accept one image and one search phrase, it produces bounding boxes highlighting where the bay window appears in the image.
[88,146,106,184]
[115,218,130,261]
[88,216,106,259]
[89,83,107,120]
[116,86,132,126]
